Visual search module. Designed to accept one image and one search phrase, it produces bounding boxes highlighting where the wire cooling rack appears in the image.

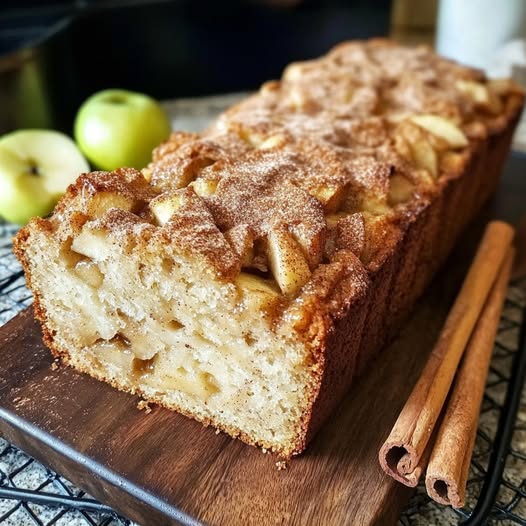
[0,222,135,526]
[401,283,526,526]
[0,221,525,526]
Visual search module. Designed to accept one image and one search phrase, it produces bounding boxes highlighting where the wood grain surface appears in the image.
[0,235,478,526]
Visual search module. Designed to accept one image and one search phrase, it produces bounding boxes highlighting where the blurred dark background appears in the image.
[0,0,392,134]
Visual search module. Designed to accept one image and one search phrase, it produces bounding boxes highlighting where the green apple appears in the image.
[74,89,171,171]
[0,130,89,225]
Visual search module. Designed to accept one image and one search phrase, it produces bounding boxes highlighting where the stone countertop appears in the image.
[0,94,524,526]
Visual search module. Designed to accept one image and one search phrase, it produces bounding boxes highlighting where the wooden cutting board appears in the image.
[0,227,481,526]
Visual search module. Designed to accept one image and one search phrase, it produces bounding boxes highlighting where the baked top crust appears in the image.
[28,39,524,325]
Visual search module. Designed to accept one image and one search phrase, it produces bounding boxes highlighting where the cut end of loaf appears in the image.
[15,215,329,457]
[14,163,370,459]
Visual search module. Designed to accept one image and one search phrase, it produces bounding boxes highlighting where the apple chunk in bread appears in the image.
[310,184,346,214]
[267,227,312,295]
[149,191,184,226]
[456,79,503,114]
[396,123,439,178]
[86,192,137,219]
[455,80,490,105]
[410,114,468,149]
[189,177,218,197]
[387,175,415,206]
[235,272,280,312]
[258,134,288,150]
[410,138,438,178]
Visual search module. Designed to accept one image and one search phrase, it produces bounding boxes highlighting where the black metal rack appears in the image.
[0,221,132,525]
[400,284,526,526]
[0,215,525,525]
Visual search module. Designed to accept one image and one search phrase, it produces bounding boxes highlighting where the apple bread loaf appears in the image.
[14,40,523,458]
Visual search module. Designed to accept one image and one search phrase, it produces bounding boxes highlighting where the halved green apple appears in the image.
[0,129,89,225]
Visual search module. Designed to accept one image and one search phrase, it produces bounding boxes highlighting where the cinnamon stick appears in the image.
[379,221,514,487]
[425,248,514,508]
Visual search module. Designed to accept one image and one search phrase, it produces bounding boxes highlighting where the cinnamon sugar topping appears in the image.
[49,39,523,296]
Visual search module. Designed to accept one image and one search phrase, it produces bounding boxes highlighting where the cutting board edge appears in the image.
[0,403,197,526]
